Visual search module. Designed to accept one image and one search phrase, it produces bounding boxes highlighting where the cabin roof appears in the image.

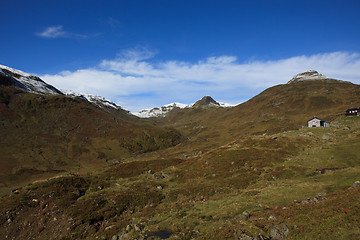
[307,117,325,122]
[346,107,360,111]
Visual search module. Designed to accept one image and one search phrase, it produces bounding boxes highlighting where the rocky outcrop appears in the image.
[287,70,327,84]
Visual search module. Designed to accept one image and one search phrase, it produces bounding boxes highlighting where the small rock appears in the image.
[268,215,277,220]
[241,210,251,220]
[270,224,289,240]
[350,180,360,189]
[238,233,253,240]
[111,235,119,240]
[147,170,153,174]
[98,185,104,190]
[157,185,163,190]
[152,173,168,179]
[301,199,309,204]
[322,134,330,140]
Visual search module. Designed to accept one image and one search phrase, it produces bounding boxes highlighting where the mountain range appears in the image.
[133,96,235,118]
[1,64,360,240]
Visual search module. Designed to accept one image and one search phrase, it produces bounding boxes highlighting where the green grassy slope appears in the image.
[0,87,184,192]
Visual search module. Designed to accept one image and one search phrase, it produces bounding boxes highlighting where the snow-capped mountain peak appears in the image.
[133,97,236,118]
[133,102,187,118]
[0,64,63,95]
[287,70,327,84]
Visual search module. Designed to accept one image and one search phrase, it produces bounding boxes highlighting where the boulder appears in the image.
[270,224,289,240]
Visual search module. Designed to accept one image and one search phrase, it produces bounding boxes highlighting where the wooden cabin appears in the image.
[307,117,329,128]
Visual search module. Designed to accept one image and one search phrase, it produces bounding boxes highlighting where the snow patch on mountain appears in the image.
[0,64,62,95]
[133,102,188,118]
[133,98,236,118]
[0,64,31,77]
[62,90,121,110]
[287,70,328,84]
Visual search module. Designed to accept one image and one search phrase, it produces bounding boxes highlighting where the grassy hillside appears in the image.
[1,80,360,239]
[1,115,359,239]
[158,80,360,149]
[0,87,184,193]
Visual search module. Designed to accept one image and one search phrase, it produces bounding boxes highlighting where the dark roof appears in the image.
[346,107,360,111]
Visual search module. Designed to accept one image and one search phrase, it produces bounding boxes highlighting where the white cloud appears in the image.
[36,25,93,39]
[41,51,360,112]
[36,26,66,38]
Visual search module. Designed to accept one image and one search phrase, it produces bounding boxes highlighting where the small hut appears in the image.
[307,117,329,128]
[345,107,360,116]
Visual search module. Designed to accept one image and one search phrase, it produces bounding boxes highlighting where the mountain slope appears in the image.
[1,69,360,240]
[1,89,360,240]
[0,66,184,191]
[0,64,63,95]
[160,72,360,139]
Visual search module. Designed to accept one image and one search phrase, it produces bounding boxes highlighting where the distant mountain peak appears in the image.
[287,70,327,84]
[133,102,187,118]
[192,96,220,108]
[133,96,235,118]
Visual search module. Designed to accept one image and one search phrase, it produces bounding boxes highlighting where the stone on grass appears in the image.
[268,215,277,220]
[241,210,251,220]
[350,180,360,189]
[270,224,289,240]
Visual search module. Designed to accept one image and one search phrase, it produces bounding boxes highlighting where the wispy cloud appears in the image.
[36,25,66,38]
[41,51,360,111]
[36,25,94,39]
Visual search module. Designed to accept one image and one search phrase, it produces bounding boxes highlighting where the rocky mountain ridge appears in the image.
[287,70,346,84]
[62,90,125,111]
[0,64,63,95]
[0,64,124,111]
[134,96,235,118]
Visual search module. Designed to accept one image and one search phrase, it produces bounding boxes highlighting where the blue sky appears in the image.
[1,0,360,111]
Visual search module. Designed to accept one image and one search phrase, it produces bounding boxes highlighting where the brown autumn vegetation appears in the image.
[1,79,360,239]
